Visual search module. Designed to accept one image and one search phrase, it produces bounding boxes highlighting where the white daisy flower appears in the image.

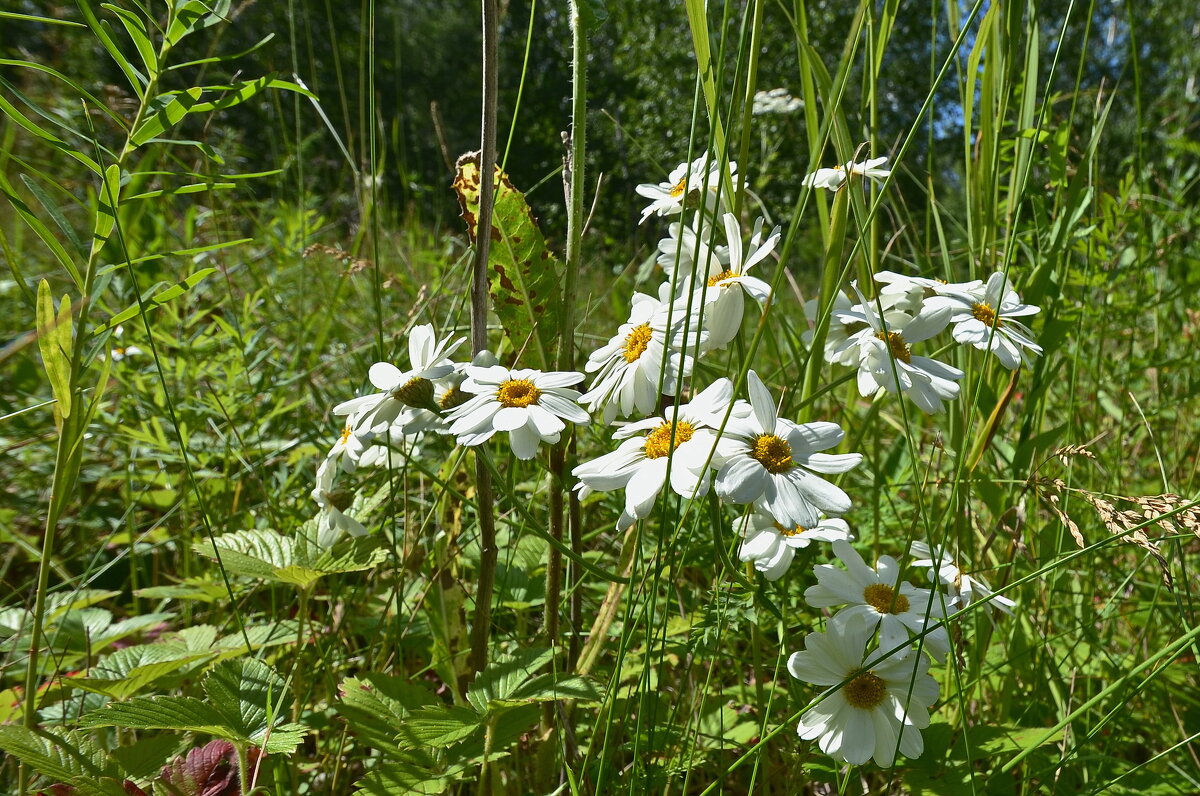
[804,539,949,661]
[788,621,938,767]
[635,156,738,223]
[804,291,870,367]
[311,460,368,546]
[357,425,424,469]
[656,215,728,288]
[737,506,853,581]
[447,366,589,460]
[832,283,962,414]
[923,271,1042,369]
[105,325,144,361]
[685,214,779,350]
[752,87,803,115]
[802,156,891,192]
[572,379,738,530]
[324,421,370,475]
[713,370,862,528]
[910,541,1016,616]
[334,324,465,434]
[579,293,703,424]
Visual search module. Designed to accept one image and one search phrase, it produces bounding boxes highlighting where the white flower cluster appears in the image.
[752,87,803,116]
[809,270,1043,414]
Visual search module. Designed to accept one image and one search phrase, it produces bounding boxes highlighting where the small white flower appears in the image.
[804,292,869,367]
[924,271,1042,369]
[713,370,862,528]
[788,621,938,767]
[357,425,423,469]
[752,87,803,115]
[737,506,853,580]
[805,539,949,661]
[802,156,891,191]
[833,283,962,414]
[656,215,729,288]
[635,156,738,223]
[685,214,778,350]
[910,541,1016,616]
[580,293,703,424]
[334,324,465,434]
[447,366,589,460]
[572,379,738,530]
[311,460,368,546]
[106,325,144,361]
[325,422,370,475]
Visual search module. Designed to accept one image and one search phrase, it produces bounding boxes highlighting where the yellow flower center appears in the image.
[971,301,1001,327]
[496,379,541,408]
[669,177,688,198]
[439,385,468,411]
[843,671,887,709]
[862,583,910,614]
[643,421,696,459]
[875,331,912,363]
[395,376,437,409]
[339,424,353,444]
[749,434,794,474]
[774,522,807,537]
[706,269,739,287]
[622,324,653,363]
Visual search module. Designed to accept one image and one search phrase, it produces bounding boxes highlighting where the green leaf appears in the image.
[77,0,146,90]
[36,279,73,419]
[93,267,216,334]
[400,705,483,747]
[79,695,233,736]
[0,727,127,796]
[204,658,296,749]
[355,762,450,795]
[0,171,83,286]
[0,91,103,175]
[194,529,386,588]
[131,88,203,147]
[68,643,213,699]
[92,163,122,259]
[102,3,158,79]
[189,75,316,114]
[465,647,553,713]
[576,0,609,33]
[452,153,564,368]
[336,674,437,750]
[507,673,602,704]
[20,173,85,255]
[166,0,232,49]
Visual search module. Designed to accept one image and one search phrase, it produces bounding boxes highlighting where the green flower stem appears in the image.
[798,185,850,423]
[467,0,500,683]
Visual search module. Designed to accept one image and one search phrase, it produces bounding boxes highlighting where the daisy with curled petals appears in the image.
[802,156,891,192]
[832,283,962,414]
[334,324,465,434]
[911,541,1016,616]
[685,213,779,351]
[635,156,738,223]
[311,460,368,547]
[656,215,728,288]
[447,366,589,460]
[737,506,853,581]
[580,293,703,424]
[805,539,949,661]
[573,379,739,530]
[788,622,938,767]
[324,421,371,475]
[713,370,862,529]
[923,271,1042,369]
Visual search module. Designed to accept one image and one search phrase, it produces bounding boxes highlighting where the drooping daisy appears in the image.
[788,622,938,767]
[804,292,869,367]
[684,214,779,350]
[802,156,891,192]
[831,283,962,414]
[446,366,589,460]
[923,271,1042,369]
[311,460,368,546]
[656,214,728,289]
[804,539,949,661]
[579,293,704,424]
[635,156,738,223]
[713,370,862,528]
[737,506,853,581]
[572,379,739,530]
[334,324,465,434]
[910,541,1016,616]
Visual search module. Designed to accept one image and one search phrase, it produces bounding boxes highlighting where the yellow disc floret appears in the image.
[622,324,653,362]
[862,583,910,614]
[875,331,912,363]
[706,269,738,287]
[774,522,807,537]
[669,178,688,198]
[496,379,541,408]
[749,434,794,474]
[843,671,887,709]
[643,421,696,459]
[971,301,1000,327]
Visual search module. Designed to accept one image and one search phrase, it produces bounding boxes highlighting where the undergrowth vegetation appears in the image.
[1,1,1199,795]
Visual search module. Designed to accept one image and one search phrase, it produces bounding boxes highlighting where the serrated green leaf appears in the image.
[465,647,552,713]
[336,674,437,750]
[0,727,113,787]
[195,528,385,587]
[354,762,449,795]
[110,733,186,782]
[131,88,202,147]
[452,153,564,368]
[204,658,292,740]
[400,705,483,748]
[507,673,602,703]
[36,279,73,419]
[69,643,213,699]
[79,695,232,736]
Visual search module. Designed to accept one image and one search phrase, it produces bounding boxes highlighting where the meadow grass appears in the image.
[1,1,1198,794]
